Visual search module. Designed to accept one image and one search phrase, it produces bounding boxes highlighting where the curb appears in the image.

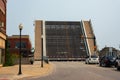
[0,62,53,80]
[19,63,54,79]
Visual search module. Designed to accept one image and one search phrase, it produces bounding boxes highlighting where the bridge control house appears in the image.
[34,20,97,61]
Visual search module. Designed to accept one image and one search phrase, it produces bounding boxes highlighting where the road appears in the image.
[23,62,120,80]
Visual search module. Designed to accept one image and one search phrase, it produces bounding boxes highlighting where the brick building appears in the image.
[99,47,120,57]
[0,0,7,65]
[34,20,97,60]
[8,35,32,57]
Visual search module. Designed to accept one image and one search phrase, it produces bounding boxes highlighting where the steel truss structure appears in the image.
[45,21,88,59]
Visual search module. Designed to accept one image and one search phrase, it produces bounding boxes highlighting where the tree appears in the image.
[3,40,14,66]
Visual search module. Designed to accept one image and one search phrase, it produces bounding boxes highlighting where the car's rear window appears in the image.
[91,55,98,58]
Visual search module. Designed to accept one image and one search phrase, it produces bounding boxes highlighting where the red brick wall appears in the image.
[8,38,31,49]
[0,0,5,12]
[0,0,7,33]
[8,36,32,56]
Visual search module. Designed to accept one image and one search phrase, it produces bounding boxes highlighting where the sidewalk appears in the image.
[0,61,53,80]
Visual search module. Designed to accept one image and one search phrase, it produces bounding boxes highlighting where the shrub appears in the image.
[3,40,17,66]
[3,49,14,66]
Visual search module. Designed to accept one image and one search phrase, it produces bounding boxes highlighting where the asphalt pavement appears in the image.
[23,62,120,80]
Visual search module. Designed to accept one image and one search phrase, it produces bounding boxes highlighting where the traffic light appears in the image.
[94,46,97,51]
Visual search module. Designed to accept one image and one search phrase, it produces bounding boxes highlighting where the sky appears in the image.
[7,0,120,50]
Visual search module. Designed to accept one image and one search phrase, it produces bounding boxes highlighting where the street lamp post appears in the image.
[18,24,23,75]
[41,38,43,67]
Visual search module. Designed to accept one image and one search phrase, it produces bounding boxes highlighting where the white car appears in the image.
[85,55,99,64]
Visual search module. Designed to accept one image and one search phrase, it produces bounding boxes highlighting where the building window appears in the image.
[0,21,4,27]
[15,42,27,48]
[8,42,10,48]
[0,49,2,64]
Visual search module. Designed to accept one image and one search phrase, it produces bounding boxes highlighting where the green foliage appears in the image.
[3,40,17,66]
[3,49,14,66]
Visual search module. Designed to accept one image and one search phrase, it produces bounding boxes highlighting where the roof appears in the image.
[8,35,30,38]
